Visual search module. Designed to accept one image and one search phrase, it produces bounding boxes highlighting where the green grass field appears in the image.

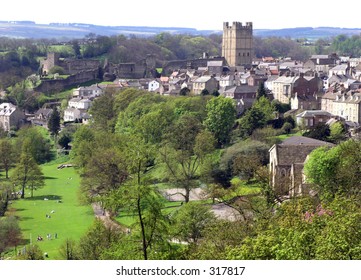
[8,163,94,260]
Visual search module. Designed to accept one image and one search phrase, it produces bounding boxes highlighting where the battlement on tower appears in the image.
[223,22,253,30]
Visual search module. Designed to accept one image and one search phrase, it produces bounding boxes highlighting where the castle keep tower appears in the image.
[222,22,253,67]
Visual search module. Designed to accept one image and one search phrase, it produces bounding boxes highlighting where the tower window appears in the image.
[238,53,241,56]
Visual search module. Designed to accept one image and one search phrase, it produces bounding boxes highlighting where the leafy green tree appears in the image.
[80,147,128,202]
[315,197,361,260]
[16,126,52,164]
[47,107,61,136]
[329,121,347,144]
[303,123,331,142]
[189,219,249,260]
[303,146,340,199]
[70,125,96,168]
[171,202,215,244]
[17,244,44,260]
[59,238,77,260]
[304,140,361,200]
[220,139,269,183]
[49,65,65,75]
[0,138,15,179]
[204,96,236,146]
[281,122,293,134]
[76,219,122,260]
[11,139,45,198]
[71,40,81,58]
[256,82,267,99]
[89,91,116,132]
[238,96,275,138]
[160,115,215,202]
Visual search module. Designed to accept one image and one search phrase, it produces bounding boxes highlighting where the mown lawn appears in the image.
[8,163,94,260]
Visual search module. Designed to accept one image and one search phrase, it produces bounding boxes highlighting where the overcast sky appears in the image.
[2,0,360,30]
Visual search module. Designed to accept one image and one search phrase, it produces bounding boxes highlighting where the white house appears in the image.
[68,98,92,110]
[0,102,25,131]
[148,80,161,92]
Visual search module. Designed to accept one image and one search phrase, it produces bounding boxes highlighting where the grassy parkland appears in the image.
[7,162,94,260]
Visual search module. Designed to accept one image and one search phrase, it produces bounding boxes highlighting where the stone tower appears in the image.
[222,22,253,67]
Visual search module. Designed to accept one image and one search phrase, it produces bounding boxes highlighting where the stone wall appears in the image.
[35,69,100,94]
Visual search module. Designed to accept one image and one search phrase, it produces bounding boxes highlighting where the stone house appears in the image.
[269,136,334,197]
[219,75,237,88]
[207,61,224,75]
[73,84,104,98]
[328,64,350,77]
[290,92,321,110]
[295,110,333,128]
[0,103,25,131]
[30,108,53,128]
[331,90,361,123]
[304,54,337,74]
[68,98,92,110]
[192,76,219,95]
[272,73,322,104]
[220,85,257,114]
[63,108,90,123]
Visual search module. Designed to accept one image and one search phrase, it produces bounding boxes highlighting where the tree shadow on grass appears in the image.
[19,216,34,221]
[25,195,62,201]
[43,176,57,180]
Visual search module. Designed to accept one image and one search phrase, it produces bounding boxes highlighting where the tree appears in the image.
[0,138,15,179]
[17,244,44,260]
[122,136,168,260]
[303,123,330,142]
[71,40,81,58]
[238,96,275,138]
[59,238,77,260]
[80,147,128,201]
[204,96,236,146]
[11,139,45,198]
[16,126,52,164]
[171,202,215,244]
[76,219,122,260]
[89,91,116,132]
[256,82,267,99]
[329,121,347,144]
[304,140,361,199]
[160,116,215,202]
[0,216,22,258]
[47,107,61,137]
[201,89,209,96]
[49,65,65,75]
[180,87,190,96]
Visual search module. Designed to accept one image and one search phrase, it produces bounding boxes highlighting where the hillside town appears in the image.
[1,21,361,262]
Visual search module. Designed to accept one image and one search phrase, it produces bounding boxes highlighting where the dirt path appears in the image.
[92,203,124,231]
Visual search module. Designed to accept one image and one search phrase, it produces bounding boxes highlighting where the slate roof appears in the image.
[272,136,334,166]
[279,135,333,146]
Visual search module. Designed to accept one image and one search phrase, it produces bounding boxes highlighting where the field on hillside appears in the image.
[7,163,94,260]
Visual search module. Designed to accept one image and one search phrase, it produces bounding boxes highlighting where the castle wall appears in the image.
[35,69,99,94]
[61,59,101,75]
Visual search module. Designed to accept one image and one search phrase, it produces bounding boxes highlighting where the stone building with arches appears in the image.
[269,136,334,197]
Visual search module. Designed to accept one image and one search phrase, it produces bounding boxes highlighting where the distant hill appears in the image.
[0,21,360,40]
